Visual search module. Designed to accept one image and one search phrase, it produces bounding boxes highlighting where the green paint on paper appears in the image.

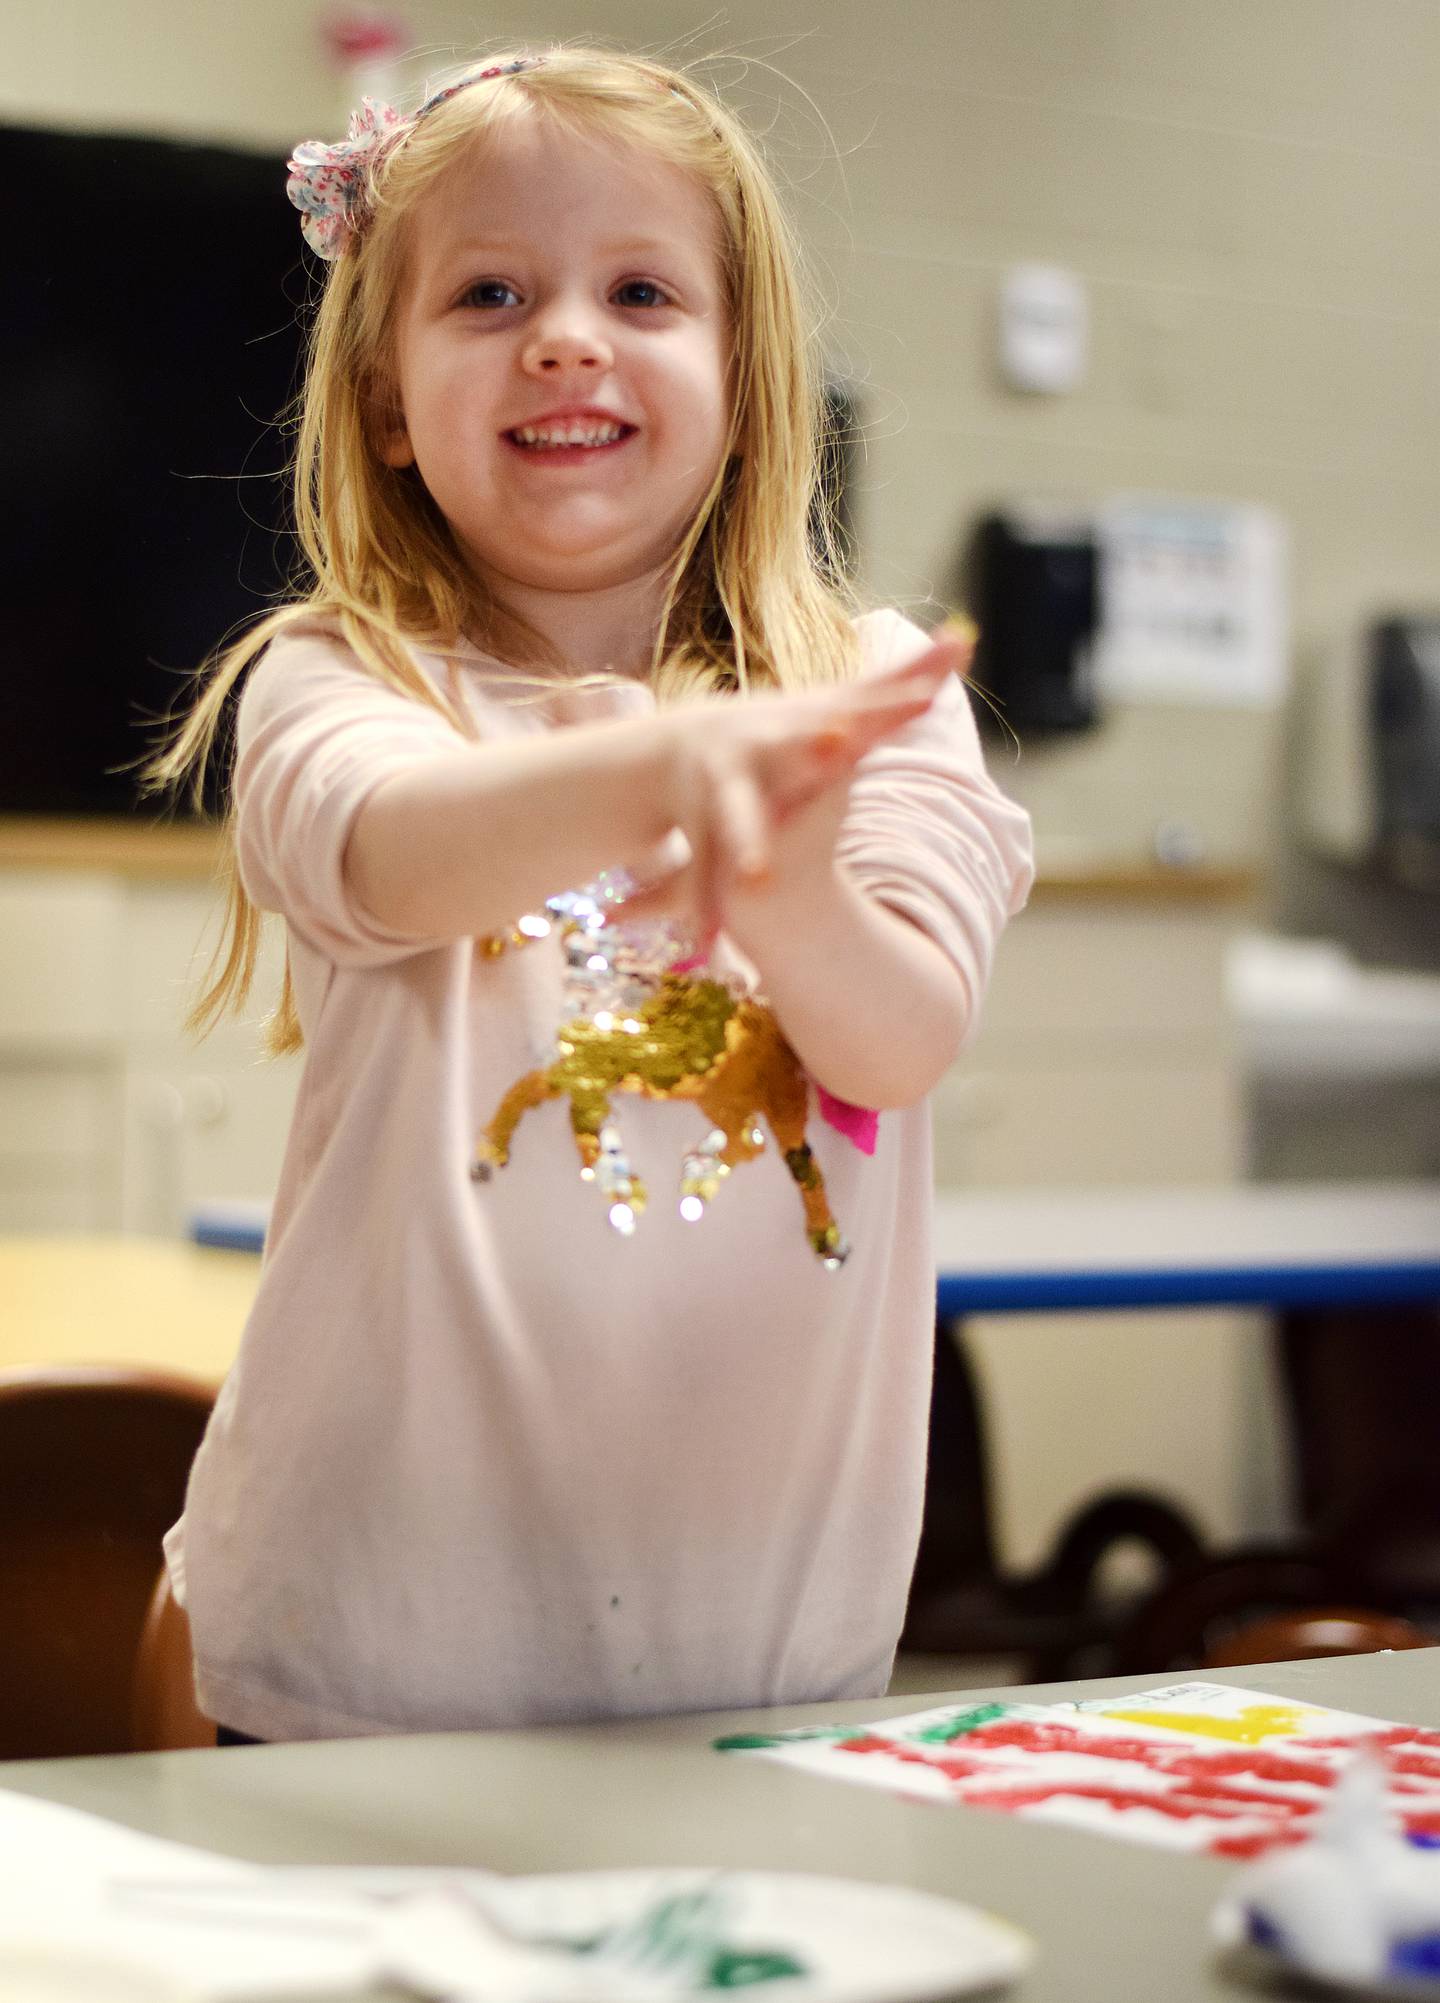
[914,1702,1013,1743]
[717,1704,1017,1755]
[712,1727,849,1751]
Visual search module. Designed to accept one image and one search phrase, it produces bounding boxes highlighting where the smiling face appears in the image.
[379,110,733,607]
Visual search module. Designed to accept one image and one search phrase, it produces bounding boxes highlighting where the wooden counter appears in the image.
[1025,862,1259,904]
[0,817,222,880]
[0,817,1262,904]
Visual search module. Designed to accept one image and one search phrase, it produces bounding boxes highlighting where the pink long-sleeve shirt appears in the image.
[165,607,1033,1741]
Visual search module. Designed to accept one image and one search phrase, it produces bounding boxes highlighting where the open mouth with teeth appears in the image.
[505,420,638,453]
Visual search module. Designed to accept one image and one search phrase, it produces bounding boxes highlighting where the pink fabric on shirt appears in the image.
[815,1087,880,1156]
[165,608,1033,1741]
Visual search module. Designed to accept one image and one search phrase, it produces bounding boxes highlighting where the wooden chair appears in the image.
[1203,1608,1431,1667]
[1114,1544,1436,1672]
[1277,1302,1440,1612]
[131,1564,215,1750]
[902,1318,1207,1680]
[0,1365,213,1758]
[1114,1301,1440,1674]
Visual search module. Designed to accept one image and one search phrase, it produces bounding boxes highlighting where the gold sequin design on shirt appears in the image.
[471,922,848,1267]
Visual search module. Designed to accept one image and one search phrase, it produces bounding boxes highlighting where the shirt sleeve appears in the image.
[837,608,1035,1047]
[233,627,471,968]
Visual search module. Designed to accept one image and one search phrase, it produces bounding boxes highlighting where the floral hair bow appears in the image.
[285,60,544,261]
[285,96,404,261]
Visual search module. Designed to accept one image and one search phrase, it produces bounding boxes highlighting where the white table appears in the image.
[5,1650,1439,2002]
[933,1180,1440,1314]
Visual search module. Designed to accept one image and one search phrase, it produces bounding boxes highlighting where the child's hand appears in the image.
[628,630,970,941]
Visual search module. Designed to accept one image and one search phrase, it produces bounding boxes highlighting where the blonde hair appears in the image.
[146,46,860,1055]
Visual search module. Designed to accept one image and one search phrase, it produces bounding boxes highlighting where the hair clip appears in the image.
[285,96,405,261]
[286,59,546,261]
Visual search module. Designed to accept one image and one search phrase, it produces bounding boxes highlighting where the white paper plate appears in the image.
[21,1862,1032,2003]
[470,1867,1034,2001]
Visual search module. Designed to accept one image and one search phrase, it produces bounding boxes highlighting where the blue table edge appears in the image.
[192,1214,1440,1313]
[192,1218,268,1255]
[936,1260,1440,1314]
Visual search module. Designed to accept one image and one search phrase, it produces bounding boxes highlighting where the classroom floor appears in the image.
[887,1653,1023,1698]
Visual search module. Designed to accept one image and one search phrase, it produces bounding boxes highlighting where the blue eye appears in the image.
[613,279,670,308]
[461,279,520,309]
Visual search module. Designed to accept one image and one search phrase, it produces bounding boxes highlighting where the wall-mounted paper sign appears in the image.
[998,263,1089,394]
[1094,497,1289,708]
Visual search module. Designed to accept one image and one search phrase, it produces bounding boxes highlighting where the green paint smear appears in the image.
[569,1941,808,1990]
[709,1947,809,1987]
[717,1705,1017,1754]
[913,1702,1012,1743]
[567,1900,809,1990]
[712,1727,849,1751]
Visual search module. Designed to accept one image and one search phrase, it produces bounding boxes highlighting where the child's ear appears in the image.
[377,413,416,469]
[369,380,415,468]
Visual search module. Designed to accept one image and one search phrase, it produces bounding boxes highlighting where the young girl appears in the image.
[153,47,1034,1743]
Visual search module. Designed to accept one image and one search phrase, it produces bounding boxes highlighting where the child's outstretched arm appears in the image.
[732,620,1034,1112]
[643,633,981,1111]
[729,854,971,1111]
[342,660,949,947]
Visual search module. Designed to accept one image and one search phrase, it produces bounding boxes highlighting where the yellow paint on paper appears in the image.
[1101,1702,1320,1746]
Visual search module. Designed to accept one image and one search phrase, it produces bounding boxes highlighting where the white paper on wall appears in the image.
[1093,497,1290,708]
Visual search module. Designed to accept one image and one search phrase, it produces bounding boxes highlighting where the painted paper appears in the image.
[717,1682,1440,1861]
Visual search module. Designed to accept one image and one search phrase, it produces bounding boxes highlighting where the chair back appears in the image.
[1280,1305,1440,1532]
[131,1564,215,1750]
[0,1365,213,1758]
[1203,1607,1431,1667]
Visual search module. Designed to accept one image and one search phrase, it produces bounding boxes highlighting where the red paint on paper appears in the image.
[828,1715,1440,1857]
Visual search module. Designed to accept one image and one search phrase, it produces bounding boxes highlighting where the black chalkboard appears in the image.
[0,123,305,814]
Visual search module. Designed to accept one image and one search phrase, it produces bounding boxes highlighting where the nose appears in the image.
[522,306,613,377]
